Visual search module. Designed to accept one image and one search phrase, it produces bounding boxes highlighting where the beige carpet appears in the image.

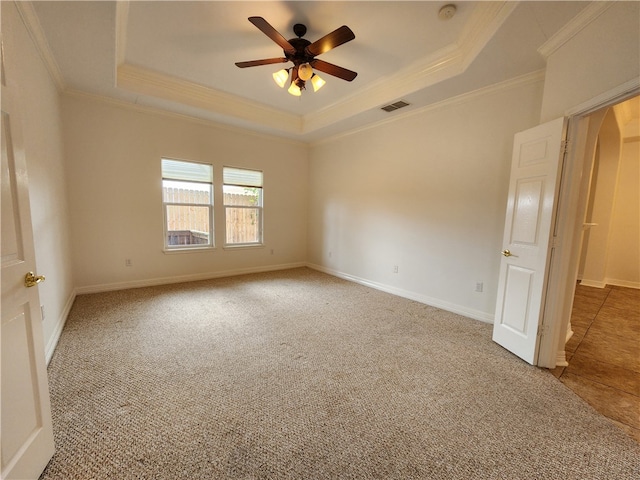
[41,268,639,479]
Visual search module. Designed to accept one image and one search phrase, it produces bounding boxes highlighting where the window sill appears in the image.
[163,246,215,255]
[222,244,264,250]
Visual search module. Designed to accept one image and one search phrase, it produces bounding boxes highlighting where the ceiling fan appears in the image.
[235,17,357,96]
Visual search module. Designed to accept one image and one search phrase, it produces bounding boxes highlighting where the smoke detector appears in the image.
[438,4,457,20]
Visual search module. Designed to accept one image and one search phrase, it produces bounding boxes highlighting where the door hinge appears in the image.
[561,140,570,154]
[537,324,545,337]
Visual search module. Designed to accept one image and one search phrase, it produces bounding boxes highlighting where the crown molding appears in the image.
[537,1,614,59]
[312,70,545,147]
[112,2,518,138]
[457,1,518,68]
[302,1,517,135]
[14,0,66,91]
[113,1,301,137]
[66,68,546,150]
[116,63,302,135]
[25,0,524,142]
[303,43,464,134]
[63,88,307,147]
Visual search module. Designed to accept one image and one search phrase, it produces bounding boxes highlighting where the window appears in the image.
[223,167,263,246]
[162,158,213,249]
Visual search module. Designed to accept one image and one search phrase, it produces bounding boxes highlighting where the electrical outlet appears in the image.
[393,265,399,274]
[475,281,483,293]
[125,259,133,267]
[270,249,274,255]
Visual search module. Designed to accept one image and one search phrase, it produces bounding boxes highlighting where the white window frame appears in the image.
[223,166,264,247]
[161,158,214,251]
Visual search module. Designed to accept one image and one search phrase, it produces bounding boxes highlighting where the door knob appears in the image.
[501,249,513,257]
[25,271,45,287]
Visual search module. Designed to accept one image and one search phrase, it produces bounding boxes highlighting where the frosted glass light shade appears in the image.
[272,69,289,88]
[298,63,313,81]
[288,83,302,96]
[311,74,326,92]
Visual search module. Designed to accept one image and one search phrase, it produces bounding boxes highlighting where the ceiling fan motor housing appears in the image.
[286,36,313,66]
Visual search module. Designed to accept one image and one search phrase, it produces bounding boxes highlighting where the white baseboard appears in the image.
[579,278,640,289]
[75,262,307,295]
[555,350,569,367]
[579,279,607,288]
[306,263,494,324]
[605,278,640,290]
[45,288,77,365]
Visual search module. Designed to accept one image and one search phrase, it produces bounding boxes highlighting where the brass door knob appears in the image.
[501,249,513,257]
[25,271,45,287]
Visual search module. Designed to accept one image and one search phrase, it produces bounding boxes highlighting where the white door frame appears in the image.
[536,78,640,368]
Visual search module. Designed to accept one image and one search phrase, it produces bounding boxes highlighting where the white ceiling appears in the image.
[28,1,591,142]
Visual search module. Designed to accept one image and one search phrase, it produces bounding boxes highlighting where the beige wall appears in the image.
[62,95,309,291]
[579,109,622,287]
[3,3,75,360]
[307,77,544,321]
[606,139,640,287]
[579,135,640,289]
[578,102,639,289]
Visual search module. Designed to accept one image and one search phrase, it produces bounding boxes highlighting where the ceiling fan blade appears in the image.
[310,59,357,82]
[305,25,355,57]
[248,17,296,56]
[235,58,289,68]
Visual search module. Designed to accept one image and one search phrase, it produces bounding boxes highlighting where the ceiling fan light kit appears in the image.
[272,64,325,95]
[236,17,357,97]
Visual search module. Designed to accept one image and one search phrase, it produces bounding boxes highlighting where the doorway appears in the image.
[577,98,640,290]
[549,95,639,442]
[537,82,639,369]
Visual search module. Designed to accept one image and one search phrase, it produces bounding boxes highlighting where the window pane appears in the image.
[163,180,212,204]
[223,185,261,206]
[225,207,260,244]
[223,167,262,187]
[166,205,211,246]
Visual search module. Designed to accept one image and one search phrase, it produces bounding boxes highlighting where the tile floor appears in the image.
[550,284,640,443]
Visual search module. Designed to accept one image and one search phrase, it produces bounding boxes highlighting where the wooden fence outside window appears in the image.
[164,187,258,245]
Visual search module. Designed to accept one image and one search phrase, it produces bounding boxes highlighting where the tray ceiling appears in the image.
[27,1,592,142]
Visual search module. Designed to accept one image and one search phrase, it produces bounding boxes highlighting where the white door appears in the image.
[492,117,567,365]
[1,56,55,478]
